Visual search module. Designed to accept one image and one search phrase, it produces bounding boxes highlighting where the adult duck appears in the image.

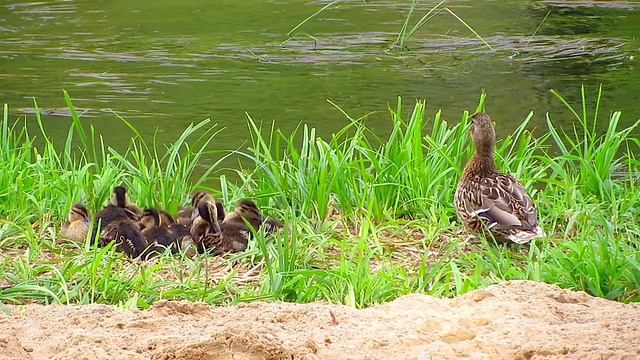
[454,112,545,244]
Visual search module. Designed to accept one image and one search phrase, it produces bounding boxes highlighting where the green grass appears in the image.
[0,86,639,311]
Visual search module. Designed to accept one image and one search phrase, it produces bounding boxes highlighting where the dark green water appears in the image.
[1,0,639,156]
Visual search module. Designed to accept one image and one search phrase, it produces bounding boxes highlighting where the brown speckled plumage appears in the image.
[454,113,545,244]
[220,199,285,252]
[99,220,148,258]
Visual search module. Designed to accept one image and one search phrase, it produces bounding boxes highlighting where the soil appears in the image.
[1,280,639,360]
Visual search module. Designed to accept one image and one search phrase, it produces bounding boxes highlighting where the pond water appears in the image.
[1,0,639,161]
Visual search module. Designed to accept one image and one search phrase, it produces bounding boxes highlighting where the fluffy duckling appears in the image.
[168,222,194,252]
[176,190,226,227]
[190,200,223,254]
[99,220,149,258]
[91,186,149,257]
[90,186,141,242]
[217,200,284,253]
[147,208,193,251]
[139,208,179,257]
[90,188,129,241]
[109,185,143,218]
[60,203,91,242]
[454,113,545,244]
[222,199,284,234]
[175,206,194,226]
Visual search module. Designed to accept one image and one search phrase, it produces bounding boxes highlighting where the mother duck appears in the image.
[454,112,545,244]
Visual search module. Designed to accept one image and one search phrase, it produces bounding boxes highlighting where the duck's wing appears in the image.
[463,174,538,231]
[219,223,250,254]
[100,221,149,258]
[200,232,224,255]
[189,217,209,243]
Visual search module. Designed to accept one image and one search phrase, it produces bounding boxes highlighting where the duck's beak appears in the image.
[466,122,474,136]
[212,222,221,233]
[190,208,199,220]
[465,114,475,135]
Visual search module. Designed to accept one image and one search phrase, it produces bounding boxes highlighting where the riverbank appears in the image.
[0,88,638,311]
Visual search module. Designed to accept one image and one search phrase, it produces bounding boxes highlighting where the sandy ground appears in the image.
[1,280,639,360]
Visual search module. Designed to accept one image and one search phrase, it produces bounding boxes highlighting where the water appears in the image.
[1,0,639,157]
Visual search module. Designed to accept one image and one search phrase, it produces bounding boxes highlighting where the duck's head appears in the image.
[234,200,266,224]
[140,208,161,229]
[190,190,215,220]
[469,113,495,156]
[111,186,129,208]
[68,203,90,223]
[110,185,141,219]
[158,210,175,227]
[197,200,221,233]
[191,190,214,208]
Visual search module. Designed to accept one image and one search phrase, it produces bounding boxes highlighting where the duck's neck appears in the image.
[462,151,498,178]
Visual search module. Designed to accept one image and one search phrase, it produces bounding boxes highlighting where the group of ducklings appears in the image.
[60,187,283,259]
[61,112,544,251]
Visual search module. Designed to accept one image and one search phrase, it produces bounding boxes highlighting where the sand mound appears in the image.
[1,280,639,359]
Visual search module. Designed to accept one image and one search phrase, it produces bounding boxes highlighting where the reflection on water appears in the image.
[0,0,638,159]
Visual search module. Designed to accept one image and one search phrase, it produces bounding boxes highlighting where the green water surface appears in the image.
[1,0,639,154]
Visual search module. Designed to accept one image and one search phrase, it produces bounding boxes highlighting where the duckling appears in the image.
[139,208,179,257]
[222,199,284,234]
[60,203,91,242]
[217,200,284,253]
[109,185,143,219]
[175,205,194,226]
[168,222,194,252]
[190,200,223,254]
[176,190,226,226]
[90,186,141,243]
[137,207,178,229]
[454,113,545,244]
[147,208,193,251]
[99,220,149,258]
[91,186,150,257]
